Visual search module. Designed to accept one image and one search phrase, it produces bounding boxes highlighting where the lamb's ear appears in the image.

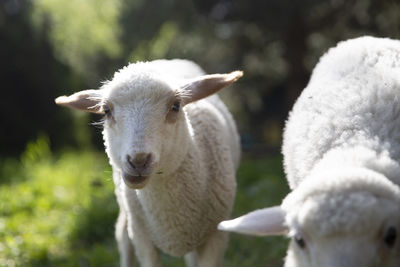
[181,71,243,104]
[218,206,288,236]
[55,89,103,114]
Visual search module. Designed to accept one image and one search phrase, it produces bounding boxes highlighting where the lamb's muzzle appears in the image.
[126,153,154,174]
[122,172,149,189]
[121,153,155,189]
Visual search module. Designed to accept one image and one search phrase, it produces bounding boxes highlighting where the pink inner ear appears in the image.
[55,89,103,114]
[181,71,243,104]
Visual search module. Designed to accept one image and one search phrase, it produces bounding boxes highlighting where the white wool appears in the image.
[282,168,400,237]
[100,59,240,267]
[217,37,400,267]
[283,36,400,189]
[280,36,400,267]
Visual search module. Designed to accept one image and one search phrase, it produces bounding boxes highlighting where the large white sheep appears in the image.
[218,36,400,267]
[55,59,242,267]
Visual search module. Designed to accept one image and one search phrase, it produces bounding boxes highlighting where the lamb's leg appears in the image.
[195,231,228,267]
[184,251,198,267]
[116,210,136,267]
[126,216,161,267]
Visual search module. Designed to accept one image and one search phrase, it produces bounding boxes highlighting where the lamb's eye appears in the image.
[384,226,397,248]
[103,105,111,116]
[294,234,306,249]
[171,101,180,112]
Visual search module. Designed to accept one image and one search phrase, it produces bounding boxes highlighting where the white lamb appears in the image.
[218,36,400,267]
[55,59,242,267]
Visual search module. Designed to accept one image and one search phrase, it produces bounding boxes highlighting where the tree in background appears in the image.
[192,0,400,147]
[1,0,400,155]
[0,0,79,155]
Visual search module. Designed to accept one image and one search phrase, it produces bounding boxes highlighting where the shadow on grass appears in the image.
[68,187,118,248]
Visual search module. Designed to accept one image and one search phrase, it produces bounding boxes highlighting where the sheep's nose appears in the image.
[126,153,153,174]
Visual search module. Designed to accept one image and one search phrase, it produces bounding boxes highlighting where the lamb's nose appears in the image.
[126,153,153,173]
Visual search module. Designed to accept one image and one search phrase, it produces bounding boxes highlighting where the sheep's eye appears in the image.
[294,234,306,249]
[103,105,111,116]
[171,101,180,112]
[384,226,397,248]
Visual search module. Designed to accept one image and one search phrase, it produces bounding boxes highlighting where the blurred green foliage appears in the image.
[0,137,289,267]
[130,21,179,62]
[0,137,118,266]
[3,0,400,154]
[31,0,122,76]
[225,156,290,267]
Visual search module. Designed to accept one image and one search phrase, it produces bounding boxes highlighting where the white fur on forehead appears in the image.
[105,60,204,90]
[282,169,400,237]
[292,192,390,237]
[101,62,182,102]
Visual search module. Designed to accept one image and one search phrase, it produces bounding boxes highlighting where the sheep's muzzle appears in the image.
[122,172,149,189]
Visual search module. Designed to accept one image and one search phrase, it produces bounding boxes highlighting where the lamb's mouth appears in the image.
[122,172,149,189]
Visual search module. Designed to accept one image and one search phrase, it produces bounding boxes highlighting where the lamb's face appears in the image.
[218,170,400,267]
[285,192,400,267]
[54,62,243,189]
[102,78,188,189]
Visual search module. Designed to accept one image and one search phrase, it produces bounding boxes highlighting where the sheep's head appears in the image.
[218,169,400,267]
[55,63,242,189]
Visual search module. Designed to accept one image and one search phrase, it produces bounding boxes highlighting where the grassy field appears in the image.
[0,138,290,267]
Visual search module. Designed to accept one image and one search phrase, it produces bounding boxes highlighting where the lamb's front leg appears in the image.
[116,210,135,267]
[127,214,161,267]
[195,230,228,267]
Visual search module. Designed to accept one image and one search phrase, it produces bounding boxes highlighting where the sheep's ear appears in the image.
[181,71,243,104]
[218,206,288,236]
[55,89,103,114]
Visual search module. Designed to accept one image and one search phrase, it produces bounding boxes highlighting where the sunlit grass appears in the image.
[0,138,117,266]
[0,138,289,266]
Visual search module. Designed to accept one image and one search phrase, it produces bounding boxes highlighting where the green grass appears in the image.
[224,155,290,267]
[0,138,290,267]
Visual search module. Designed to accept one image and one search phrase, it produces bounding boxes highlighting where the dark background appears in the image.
[3,0,399,156]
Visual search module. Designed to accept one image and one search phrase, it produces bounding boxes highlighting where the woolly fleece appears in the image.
[104,59,241,266]
[218,36,400,267]
[281,36,400,266]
